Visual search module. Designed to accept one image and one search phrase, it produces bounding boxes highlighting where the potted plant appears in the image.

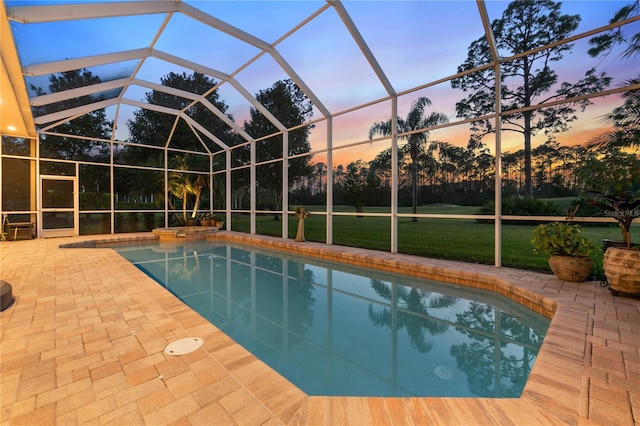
[212,215,224,229]
[584,186,640,296]
[532,221,594,282]
[199,213,212,227]
[581,150,640,296]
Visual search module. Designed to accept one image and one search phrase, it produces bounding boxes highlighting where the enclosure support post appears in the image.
[282,131,289,239]
[477,0,502,267]
[250,138,256,234]
[326,118,333,245]
[226,150,231,229]
[390,98,398,254]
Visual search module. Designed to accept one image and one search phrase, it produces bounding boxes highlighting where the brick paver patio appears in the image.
[1,232,638,425]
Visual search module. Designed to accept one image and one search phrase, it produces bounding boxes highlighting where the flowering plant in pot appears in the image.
[532,221,594,282]
[199,212,212,226]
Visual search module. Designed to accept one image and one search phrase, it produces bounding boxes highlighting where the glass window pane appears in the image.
[257,162,282,212]
[213,152,226,172]
[42,180,74,208]
[398,218,494,265]
[43,212,73,229]
[79,164,111,210]
[114,143,164,168]
[40,161,75,176]
[213,172,226,211]
[256,212,281,238]
[115,212,164,233]
[231,169,249,211]
[167,152,209,172]
[333,216,390,252]
[80,213,111,235]
[40,135,110,162]
[114,168,164,210]
[2,158,34,211]
[2,136,35,156]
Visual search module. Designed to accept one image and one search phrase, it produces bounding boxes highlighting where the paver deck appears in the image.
[1,232,638,425]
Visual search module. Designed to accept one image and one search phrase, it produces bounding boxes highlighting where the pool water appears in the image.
[113,242,550,398]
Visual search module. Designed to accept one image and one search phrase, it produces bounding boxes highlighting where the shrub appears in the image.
[477,196,562,224]
[531,222,593,257]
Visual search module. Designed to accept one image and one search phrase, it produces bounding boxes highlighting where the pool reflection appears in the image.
[117,242,550,398]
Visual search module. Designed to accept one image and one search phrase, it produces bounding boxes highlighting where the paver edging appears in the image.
[38,231,620,424]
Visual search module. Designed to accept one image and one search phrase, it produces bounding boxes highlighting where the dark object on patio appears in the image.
[2,214,34,241]
[1,280,15,311]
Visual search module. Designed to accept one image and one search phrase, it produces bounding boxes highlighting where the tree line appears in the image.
[290,141,639,211]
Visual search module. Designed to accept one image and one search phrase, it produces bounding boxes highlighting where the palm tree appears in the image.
[167,168,207,224]
[603,76,640,148]
[585,77,640,151]
[369,97,448,221]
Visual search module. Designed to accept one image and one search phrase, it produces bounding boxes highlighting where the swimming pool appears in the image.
[113,241,550,398]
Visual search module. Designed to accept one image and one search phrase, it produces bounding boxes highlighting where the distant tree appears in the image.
[451,0,611,198]
[369,148,393,188]
[343,160,368,214]
[31,69,112,161]
[127,71,234,151]
[369,97,448,221]
[126,71,235,171]
[587,1,640,59]
[125,72,234,212]
[501,150,525,195]
[242,79,314,219]
[332,164,347,205]
[532,140,560,195]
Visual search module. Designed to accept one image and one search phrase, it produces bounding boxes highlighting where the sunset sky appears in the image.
[7,0,639,166]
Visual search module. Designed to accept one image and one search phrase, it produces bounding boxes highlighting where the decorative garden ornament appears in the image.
[294,207,310,242]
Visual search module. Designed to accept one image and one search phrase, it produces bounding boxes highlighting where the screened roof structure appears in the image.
[4,0,637,145]
[1,0,639,264]
[3,0,481,145]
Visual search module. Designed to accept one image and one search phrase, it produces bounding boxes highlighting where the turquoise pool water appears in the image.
[113,242,550,398]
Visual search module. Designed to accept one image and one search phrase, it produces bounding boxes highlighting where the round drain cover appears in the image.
[164,337,203,356]
[435,365,453,379]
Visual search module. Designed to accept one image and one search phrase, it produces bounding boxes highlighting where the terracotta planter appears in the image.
[200,219,212,226]
[214,220,224,229]
[548,255,593,282]
[603,247,640,297]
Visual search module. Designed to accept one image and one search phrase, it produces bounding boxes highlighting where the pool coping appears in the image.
[2,231,638,424]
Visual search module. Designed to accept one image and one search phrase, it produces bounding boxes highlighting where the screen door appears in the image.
[40,176,78,237]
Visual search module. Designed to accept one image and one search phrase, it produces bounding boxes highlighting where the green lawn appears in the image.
[229,203,634,278]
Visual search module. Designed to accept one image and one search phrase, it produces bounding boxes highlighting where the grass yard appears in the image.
[229,203,634,278]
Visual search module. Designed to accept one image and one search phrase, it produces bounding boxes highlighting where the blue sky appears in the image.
[7,0,639,163]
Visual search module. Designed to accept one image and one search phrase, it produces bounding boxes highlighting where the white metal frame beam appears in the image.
[30,78,130,106]
[23,48,151,77]
[328,0,396,97]
[477,0,503,268]
[7,1,179,23]
[178,2,271,52]
[14,0,325,154]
